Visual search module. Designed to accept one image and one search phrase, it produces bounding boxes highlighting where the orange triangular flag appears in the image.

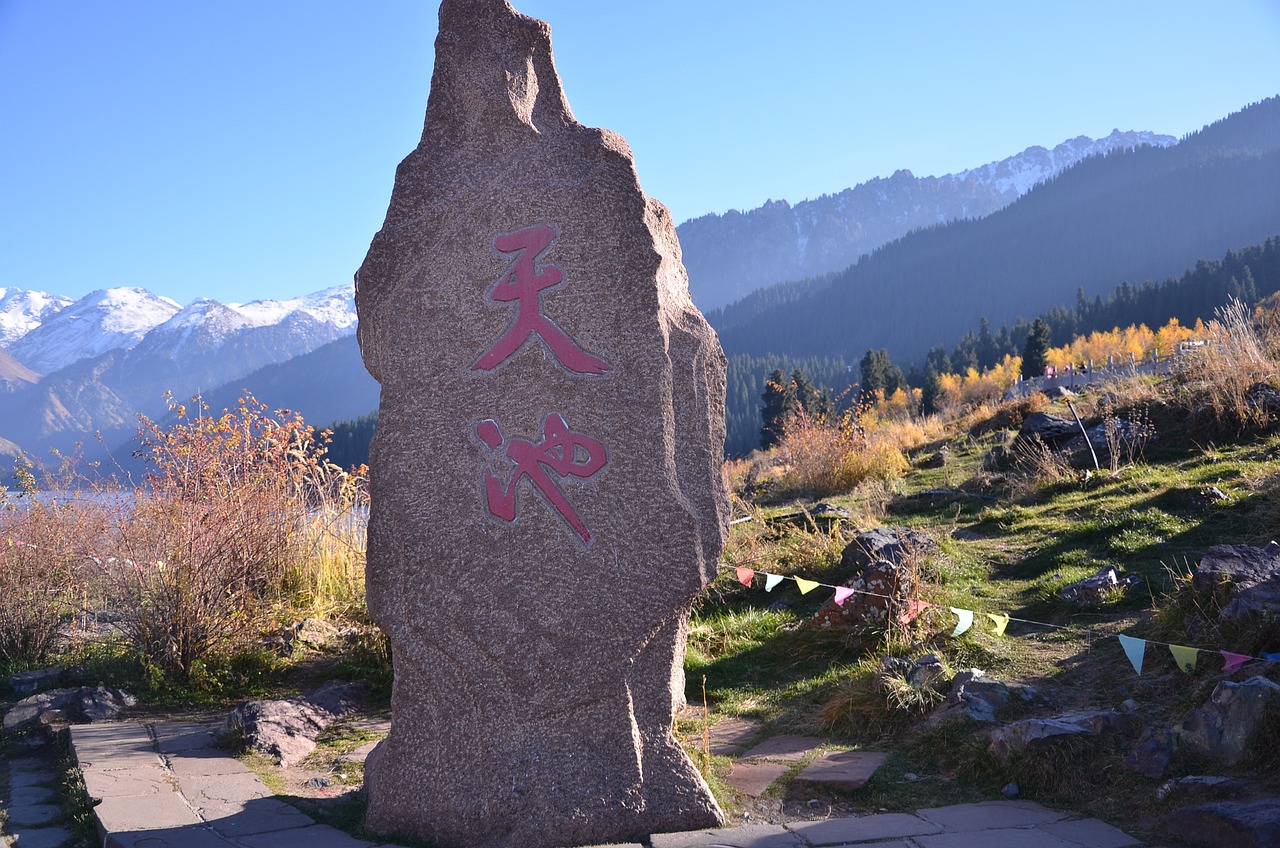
[736,567,754,587]
[897,599,931,625]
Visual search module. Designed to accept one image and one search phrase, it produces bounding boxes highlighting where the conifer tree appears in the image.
[1022,318,1052,378]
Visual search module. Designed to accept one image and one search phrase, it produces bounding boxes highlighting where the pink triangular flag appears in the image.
[736,567,755,587]
[833,586,855,606]
[1221,651,1251,672]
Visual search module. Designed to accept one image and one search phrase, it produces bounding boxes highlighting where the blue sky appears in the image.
[2,1,1278,306]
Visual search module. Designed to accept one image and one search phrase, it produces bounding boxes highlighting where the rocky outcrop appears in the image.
[224,680,366,767]
[1180,676,1280,765]
[988,710,1138,764]
[3,685,136,730]
[1192,543,1280,619]
[1162,800,1280,848]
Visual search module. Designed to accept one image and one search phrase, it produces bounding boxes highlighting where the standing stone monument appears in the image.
[355,2,729,846]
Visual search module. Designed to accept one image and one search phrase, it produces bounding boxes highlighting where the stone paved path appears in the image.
[0,719,1152,848]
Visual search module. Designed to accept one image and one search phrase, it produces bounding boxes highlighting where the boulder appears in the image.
[1162,800,1280,848]
[928,669,1027,726]
[1191,543,1280,619]
[1156,775,1247,803]
[812,559,911,629]
[988,710,1138,764]
[1056,565,1143,605]
[1179,675,1280,765]
[3,685,136,730]
[224,680,366,767]
[1015,412,1080,446]
[8,667,63,697]
[921,446,950,468]
[1123,727,1176,779]
[1245,382,1280,419]
[840,527,938,571]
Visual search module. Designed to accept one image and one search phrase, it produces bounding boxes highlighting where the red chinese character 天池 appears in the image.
[471,225,612,376]
[476,413,607,544]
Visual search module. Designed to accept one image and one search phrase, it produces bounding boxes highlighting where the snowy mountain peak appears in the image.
[0,287,74,348]
[954,130,1176,196]
[6,287,182,375]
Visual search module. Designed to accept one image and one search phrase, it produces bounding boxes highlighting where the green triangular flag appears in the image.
[1169,644,1199,674]
[764,573,784,592]
[1118,634,1146,675]
[950,607,974,637]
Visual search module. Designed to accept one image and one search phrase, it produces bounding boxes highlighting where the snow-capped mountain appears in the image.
[956,129,1173,196]
[6,287,182,375]
[0,288,75,349]
[679,130,1177,311]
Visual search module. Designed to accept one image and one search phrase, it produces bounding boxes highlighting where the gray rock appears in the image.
[840,527,938,571]
[1016,412,1080,446]
[1123,727,1176,779]
[989,710,1137,764]
[813,559,909,628]
[1192,544,1280,619]
[927,669,1029,726]
[1245,382,1280,418]
[1056,565,1143,605]
[1001,782,1020,798]
[922,446,950,468]
[1156,775,1247,803]
[8,667,64,697]
[2,685,135,730]
[1162,799,1280,848]
[1180,675,1280,765]
[224,681,366,767]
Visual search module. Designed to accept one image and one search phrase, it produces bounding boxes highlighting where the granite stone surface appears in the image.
[355,1,728,846]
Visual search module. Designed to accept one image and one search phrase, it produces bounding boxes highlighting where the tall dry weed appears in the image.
[775,407,907,500]
[1177,298,1278,433]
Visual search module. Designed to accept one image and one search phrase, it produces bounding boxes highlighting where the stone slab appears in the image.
[708,716,764,753]
[82,764,173,798]
[740,735,824,762]
[235,823,378,847]
[790,812,942,845]
[1041,818,1141,847]
[794,751,888,791]
[203,798,314,838]
[105,825,232,848]
[6,824,75,848]
[8,783,58,807]
[725,761,790,797]
[916,800,1069,831]
[913,827,1083,848]
[70,724,158,768]
[93,791,202,832]
[152,722,222,754]
[4,801,62,827]
[7,767,56,790]
[165,751,254,778]
[9,758,53,777]
[650,823,805,848]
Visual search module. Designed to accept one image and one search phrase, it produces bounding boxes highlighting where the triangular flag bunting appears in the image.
[897,599,930,625]
[1169,644,1198,674]
[1263,652,1280,663]
[986,613,1010,637]
[833,587,855,606]
[764,573,784,592]
[736,567,755,587]
[1118,635,1146,675]
[950,607,974,637]
[794,576,819,595]
[1221,651,1251,672]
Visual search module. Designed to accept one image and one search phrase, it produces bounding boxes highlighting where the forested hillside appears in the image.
[711,97,1280,367]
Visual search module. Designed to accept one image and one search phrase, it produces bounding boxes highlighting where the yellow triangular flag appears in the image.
[1169,644,1199,674]
[986,613,1010,637]
[794,576,819,595]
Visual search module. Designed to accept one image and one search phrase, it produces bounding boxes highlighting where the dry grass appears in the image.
[771,408,909,500]
[1175,298,1279,434]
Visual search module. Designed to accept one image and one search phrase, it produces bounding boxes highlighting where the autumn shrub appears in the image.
[774,407,908,499]
[103,394,367,682]
[0,458,113,669]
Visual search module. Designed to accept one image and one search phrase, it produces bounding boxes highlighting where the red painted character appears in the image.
[476,413,607,544]
[471,225,612,376]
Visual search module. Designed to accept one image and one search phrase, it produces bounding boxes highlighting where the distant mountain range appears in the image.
[678,130,1176,311]
[0,285,360,464]
[0,98,1274,468]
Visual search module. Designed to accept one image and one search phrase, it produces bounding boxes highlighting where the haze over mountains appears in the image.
[679,130,1176,311]
[0,97,1276,467]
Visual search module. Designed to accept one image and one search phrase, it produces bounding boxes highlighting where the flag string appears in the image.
[722,565,1280,675]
